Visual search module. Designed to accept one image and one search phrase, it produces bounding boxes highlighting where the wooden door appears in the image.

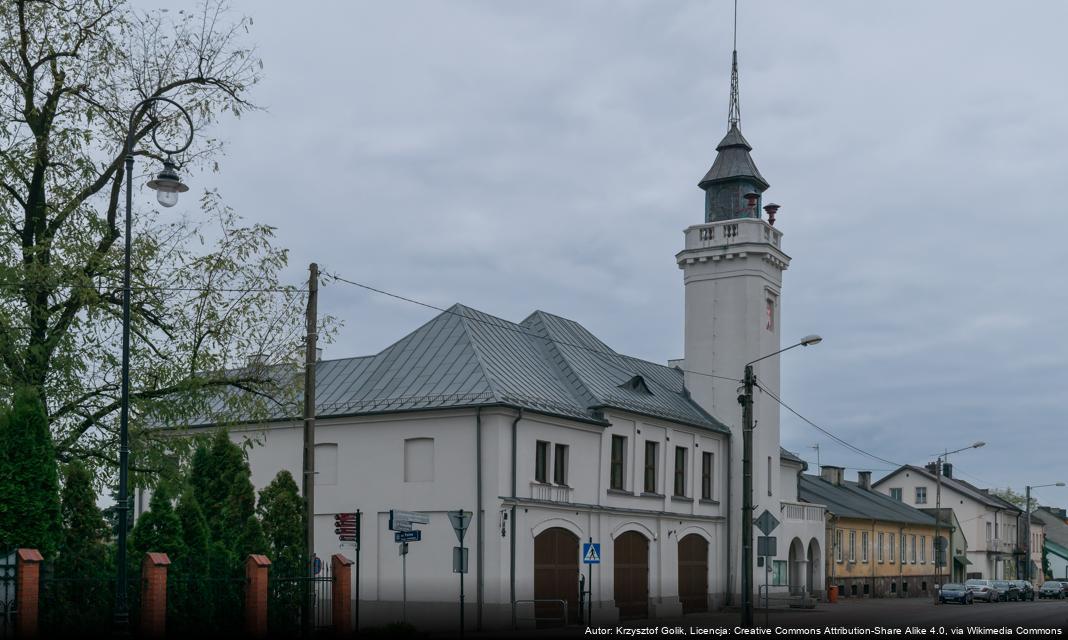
[534,528,579,625]
[614,531,649,619]
[678,534,708,613]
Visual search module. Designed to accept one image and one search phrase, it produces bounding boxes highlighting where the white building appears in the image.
[873,463,1022,580]
[198,46,827,631]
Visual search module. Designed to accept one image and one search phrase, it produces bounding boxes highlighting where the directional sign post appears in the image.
[754,511,780,627]
[388,509,428,624]
[335,512,360,547]
[449,510,472,638]
[394,530,422,543]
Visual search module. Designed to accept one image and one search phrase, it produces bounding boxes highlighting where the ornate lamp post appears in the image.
[114,96,193,629]
[739,334,821,626]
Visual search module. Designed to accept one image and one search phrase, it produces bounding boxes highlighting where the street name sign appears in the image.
[582,543,601,564]
[394,530,422,543]
[389,509,430,532]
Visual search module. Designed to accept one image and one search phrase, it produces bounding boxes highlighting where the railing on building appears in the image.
[683,219,783,252]
[530,482,572,503]
[783,501,825,523]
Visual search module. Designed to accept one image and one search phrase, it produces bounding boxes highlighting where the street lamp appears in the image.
[931,441,985,596]
[739,334,822,627]
[114,96,193,630]
[1025,482,1065,583]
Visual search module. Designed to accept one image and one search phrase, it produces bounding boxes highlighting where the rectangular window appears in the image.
[701,452,714,500]
[403,438,434,483]
[890,488,903,502]
[644,441,658,493]
[553,444,569,485]
[920,535,927,563]
[835,530,843,563]
[910,535,917,563]
[986,522,992,542]
[849,530,856,562]
[767,456,773,497]
[915,487,927,504]
[674,447,687,497]
[535,441,549,483]
[610,436,626,491]
[765,298,775,331]
[771,560,788,585]
[878,532,885,563]
[861,531,869,563]
[900,535,906,564]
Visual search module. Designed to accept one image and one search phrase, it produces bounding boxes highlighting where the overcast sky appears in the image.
[156,1,1068,505]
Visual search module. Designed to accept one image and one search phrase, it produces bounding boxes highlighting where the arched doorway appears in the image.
[678,534,709,613]
[614,531,649,619]
[534,528,579,624]
[806,538,821,595]
[788,537,806,595]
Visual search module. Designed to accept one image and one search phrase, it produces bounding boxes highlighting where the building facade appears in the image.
[800,467,941,599]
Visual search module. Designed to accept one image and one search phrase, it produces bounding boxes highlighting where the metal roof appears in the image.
[193,303,729,433]
[698,124,769,191]
[1033,507,1068,548]
[799,474,937,526]
[873,465,1022,513]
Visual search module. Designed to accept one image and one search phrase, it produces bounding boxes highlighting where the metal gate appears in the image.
[268,562,333,633]
[1,550,15,638]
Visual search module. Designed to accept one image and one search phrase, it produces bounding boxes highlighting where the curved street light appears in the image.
[115,95,194,629]
[931,440,985,599]
[740,335,822,626]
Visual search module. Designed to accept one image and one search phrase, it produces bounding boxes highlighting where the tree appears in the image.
[173,487,213,631]
[0,387,61,556]
[990,487,1038,512]
[0,0,314,486]
[258,470,305,632]
[189,430,257,551]
[128,482,185,567]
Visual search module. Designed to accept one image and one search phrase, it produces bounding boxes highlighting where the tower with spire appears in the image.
[676,10,793,605]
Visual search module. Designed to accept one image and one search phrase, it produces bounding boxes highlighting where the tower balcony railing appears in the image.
[783,500,825,524]
[683,218,782,252]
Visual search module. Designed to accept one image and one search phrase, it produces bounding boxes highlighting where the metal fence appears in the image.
[1,551,15,639]
[38,569,138,636]
[268,564,333,634]
[167,574,247,633]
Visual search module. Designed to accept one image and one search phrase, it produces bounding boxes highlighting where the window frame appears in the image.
[835,530,843,563]
[877,532,885,563]
[610,435,626,491]
[910,534,917,564]
[849,530,856,563]
[889,533,895,563]
[535,440,549,484]
[861,531,869,563]
[553,443,569,486]
[920,535,926,563]
[890,488,903,502]
[644,441,659,494]
[673,446,688,497]
[915,486,927,504]
[701,452,714,500]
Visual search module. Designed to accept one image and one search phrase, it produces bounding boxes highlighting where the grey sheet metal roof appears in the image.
[799,474,937,526]
[1033,507,1068,548]
[873,465,1022,513]
[198,303,729,432]
[780,447,806,466]
[698,124,769,191]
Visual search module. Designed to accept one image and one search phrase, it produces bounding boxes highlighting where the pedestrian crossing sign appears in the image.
[582,542,601,564]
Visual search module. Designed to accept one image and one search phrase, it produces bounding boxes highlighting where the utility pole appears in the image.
[934,454,943,598]
[303,262,319,636]
[739,364,755,626]
[1026,485,1032,583]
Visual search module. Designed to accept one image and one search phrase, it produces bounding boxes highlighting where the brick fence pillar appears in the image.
[140,552,171,638]
[15,548,43,639]
[244,554,271,638]
[331,554,354,637]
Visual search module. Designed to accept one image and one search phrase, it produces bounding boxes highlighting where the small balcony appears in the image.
[783,501,825,523]
[530,482,572,503]
[682,219,783,252]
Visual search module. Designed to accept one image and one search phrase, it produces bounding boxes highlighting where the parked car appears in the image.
[1039,581,1066,599]
[1012,580,1035,601]
[993,581,1021,601]
[938,583,974,605]
[966,579,1000,602]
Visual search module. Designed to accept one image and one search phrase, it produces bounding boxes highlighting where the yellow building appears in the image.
[801,466,943,598]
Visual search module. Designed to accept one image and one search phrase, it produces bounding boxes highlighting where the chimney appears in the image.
[315,347,323,362]
[820,465,845,487]
[763,203,781,226]
[858,471,872,491]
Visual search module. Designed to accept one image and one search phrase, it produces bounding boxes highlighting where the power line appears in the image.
[325,271,743,385]
[0,281,307,293]
[756,379,902,468]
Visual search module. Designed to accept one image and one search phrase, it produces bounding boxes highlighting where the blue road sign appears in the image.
[582,543,601,564]
[394,530,422,543]
[312,556,322,575]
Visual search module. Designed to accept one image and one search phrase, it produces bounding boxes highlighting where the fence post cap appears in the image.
[331,553,354,567]
[246,554,271,567]
[16,548,43,563]
[144,552,171,566]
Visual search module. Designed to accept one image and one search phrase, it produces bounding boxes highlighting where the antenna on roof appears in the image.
[811,443,820,469]
[728,0,741,130]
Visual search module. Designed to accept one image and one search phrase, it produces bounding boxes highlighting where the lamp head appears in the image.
[800,334,823,347]
[146,156,189,208]
[972,441,986,449]
[1057,482,1066,487]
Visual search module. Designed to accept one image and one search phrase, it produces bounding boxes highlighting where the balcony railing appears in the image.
[530,482,572,503]
[682,219,783,252]
[783,501,825,523]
